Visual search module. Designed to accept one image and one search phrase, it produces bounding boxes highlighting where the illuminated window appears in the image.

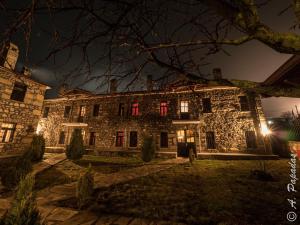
[186,130,195,143]
[116,131,124,147]
[1,123,16,143]
[58,131,65,144]
[245,131,257,149]
[131,102,139,116]
[239,96,250,111]
[160,132,168,148]
[42,107,50,118]
[160,102,168,116]
[180,101,188,113]
[129,131,137,147]
[89,132,96,146]
[177,130,185,143]
[64,106,71,118]
[10,82,27,102]
[79,105,86,117]
[93,104,100,117]
[202,98,212,113]
[206,132,216,149]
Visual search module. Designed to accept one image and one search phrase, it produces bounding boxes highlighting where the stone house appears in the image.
[38,71,271,157]
[0,43,49,152]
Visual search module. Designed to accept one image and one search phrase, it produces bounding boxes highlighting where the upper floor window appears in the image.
[10,82,27,102]
[180,101,188,113]
[1,123,16,143]
[131,102,139,116]
[116,131,124,147]
[202,98,212,113]
[160,132,168,148]
[93,104,100,117]
[64,106,71,118]
[239,96,250,111]
[118,103,125,116]
[160,102,168,116]
[79,105,86,117]
[42,107,50,118]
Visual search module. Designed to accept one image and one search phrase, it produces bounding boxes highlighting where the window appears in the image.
[202,98,212,113]
[10,82,27,102]
[116,131,124,147]
[129,131,138,147]
[180,101,188,113]
[42,107,50,118]
[160,102,168,116]
[58,131,65,144]
[118,103,125,116]
[89,132,96,146]
[206,132,216,149]
[1,123,16,143]
[93,104,100,117]
[64,106,71,118]
[79,105,86,117]
[186,130,195,143]
[131,102,139,116]
[245,131,257,149]
[177,130,185,143]
[160,132,168,148]
[239,96,250,111]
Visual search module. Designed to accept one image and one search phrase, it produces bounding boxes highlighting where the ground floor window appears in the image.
[160,132,168,148]
[116,131,124,147]
[129,131,137,147]
[58,131,65,144]
[206,131,216,149]
[245,131,257,149]
[89,132,96,146]
[1,123,16,143]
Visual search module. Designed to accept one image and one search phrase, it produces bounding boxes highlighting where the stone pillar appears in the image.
[1,42,19,71]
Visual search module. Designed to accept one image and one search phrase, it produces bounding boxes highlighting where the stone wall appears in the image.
[39,85,268,156]
[0,66,48,152]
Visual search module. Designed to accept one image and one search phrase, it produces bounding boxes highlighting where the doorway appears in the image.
[177,129,195,157]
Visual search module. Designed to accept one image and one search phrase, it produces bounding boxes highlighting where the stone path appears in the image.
[37,157,188,225]
[32,153,67,175]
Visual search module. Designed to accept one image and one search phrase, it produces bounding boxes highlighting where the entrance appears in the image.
[177,129,195,157]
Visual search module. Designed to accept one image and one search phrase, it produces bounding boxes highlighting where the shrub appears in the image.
[1,174,43,225]
[141,135,156,162]
[1,151,32,190]
[29,135,45,162]
[66,129,85,160]
[76,164,94,209]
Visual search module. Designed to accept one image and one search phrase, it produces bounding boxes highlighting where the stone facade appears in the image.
[38,82,270,157]
[0,43,48,152]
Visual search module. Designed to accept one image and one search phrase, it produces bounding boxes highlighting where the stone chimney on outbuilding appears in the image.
[110,79,117,93]
[1,42,19,71]
[213,68,222,80]
[22,66,31,77]
[146,75,153,91]
[58,83,68,97]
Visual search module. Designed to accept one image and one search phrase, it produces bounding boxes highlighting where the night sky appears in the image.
[2,0,300,117]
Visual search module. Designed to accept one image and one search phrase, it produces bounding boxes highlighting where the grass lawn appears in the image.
[87,159,300,225]
[34,155,148,190]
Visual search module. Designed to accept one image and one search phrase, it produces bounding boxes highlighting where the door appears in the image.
[177,129,195,157]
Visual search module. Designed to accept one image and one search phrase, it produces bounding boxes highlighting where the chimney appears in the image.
[110,79,117,93]
[1,42,19,71]
[213,68,222,80]
[146,75,153,91]
[22,66,31,77]
[58,83,68,97]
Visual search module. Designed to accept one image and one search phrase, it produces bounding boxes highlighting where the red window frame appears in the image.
[116,131,124,147]
[131,102,139,116]
[160,102,168,116]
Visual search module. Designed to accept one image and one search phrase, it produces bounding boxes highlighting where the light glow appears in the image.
[261,123,271,136]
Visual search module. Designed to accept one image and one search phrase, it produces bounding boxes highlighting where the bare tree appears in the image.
[0,0,299,90]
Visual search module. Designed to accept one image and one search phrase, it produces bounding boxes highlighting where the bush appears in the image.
[66,129,85,160]
[1,174,43,225]
[1,151,32,190]
[141,135,156,162]
[29,135,45,162]
[76,164,94,209]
